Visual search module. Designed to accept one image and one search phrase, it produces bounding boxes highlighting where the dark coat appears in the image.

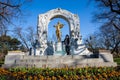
[64,37,70,46]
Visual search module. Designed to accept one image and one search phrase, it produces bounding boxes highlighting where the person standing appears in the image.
[64,34,70,55]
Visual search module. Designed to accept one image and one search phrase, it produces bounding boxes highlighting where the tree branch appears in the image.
[0,1,21,8]
[112,22,120,31]
[108,0,120,14]
[111,40,120,54]
[0,14,9,23]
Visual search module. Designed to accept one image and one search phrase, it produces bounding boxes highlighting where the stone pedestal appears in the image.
[99,50,114,62]
[54,42,66,55]
[2,55,117,68]
[56,42,62,51]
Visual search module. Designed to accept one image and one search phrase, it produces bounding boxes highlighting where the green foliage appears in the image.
[114,58,120,65]
[0,75,7,80]
[0,35,21,53]
[28,67,43,75]
[0,67,119,80]
[9,67,27,73]
[0,59,4,67]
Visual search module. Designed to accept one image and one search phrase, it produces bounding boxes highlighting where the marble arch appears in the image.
[38,8,81,46]
[37,8,90,55]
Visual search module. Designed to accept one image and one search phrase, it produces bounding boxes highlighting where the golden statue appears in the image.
[54,21,64,42]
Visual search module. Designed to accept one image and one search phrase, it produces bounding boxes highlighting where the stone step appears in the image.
[21,55,48,59]
[20,55,87,60]
[15,57,104,67]
[22,58,103,63]
[11,62,117,68]
[76,62,117,67]
[3,55,117,68]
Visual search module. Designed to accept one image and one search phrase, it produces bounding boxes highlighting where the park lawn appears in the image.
[114,57,120,65]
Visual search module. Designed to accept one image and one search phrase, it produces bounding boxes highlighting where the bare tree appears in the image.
[90,0,120,56]
[14,27,29,50]
[100,25,120,51]
[0,0,31,35]
[13,26,36,50]
[26,26,37,47]
[93,0,120,31]
[84,26,120,55]
[84,33,102,53]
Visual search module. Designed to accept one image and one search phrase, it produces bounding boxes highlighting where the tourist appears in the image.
[64,34,70,55]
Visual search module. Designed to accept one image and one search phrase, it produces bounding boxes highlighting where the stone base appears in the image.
[54,42,66,55]
[2,54,117,68]
[54,51,66,56]
[56,42,62,51]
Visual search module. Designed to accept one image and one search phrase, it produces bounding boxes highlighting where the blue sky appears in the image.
[11,0,98,41]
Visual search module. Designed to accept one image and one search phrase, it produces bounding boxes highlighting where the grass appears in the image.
[114,58,120,65]
[0,60,4,64]
[0,59,4,67]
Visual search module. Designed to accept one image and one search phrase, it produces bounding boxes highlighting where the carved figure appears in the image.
[54,22,64,42]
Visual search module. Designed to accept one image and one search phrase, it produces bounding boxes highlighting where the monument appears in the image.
[2,8,117,68]
[36,8,90,56]
[53,21,65,55]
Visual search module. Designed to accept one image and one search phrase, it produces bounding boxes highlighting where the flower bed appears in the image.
[0,67,120,80]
